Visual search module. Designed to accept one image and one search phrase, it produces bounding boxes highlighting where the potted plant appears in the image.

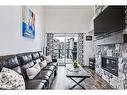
[73,59,80,68]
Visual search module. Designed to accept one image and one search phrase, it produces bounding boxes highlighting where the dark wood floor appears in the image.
[51,66,113,90]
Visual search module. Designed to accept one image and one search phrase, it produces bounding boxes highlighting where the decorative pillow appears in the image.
[39,60,47,69]
[26,63,41,79]
[0,67,25,90]
[43,55,52,63]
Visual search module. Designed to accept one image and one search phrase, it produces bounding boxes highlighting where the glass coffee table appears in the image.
[66,64,90,90]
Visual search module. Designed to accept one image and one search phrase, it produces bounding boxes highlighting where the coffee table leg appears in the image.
[69,77,86,90]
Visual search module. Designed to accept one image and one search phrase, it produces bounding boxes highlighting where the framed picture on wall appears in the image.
[22,7,35,39]
[86,36,92,41]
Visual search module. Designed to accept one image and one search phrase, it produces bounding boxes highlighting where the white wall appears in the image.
[45,6,94,33]
[83,32,95,66]
[0,6,45,56]
[83,15,95,66]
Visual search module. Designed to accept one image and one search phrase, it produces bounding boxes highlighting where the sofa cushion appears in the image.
[47,62,58,67]
[17,53,32,65]
[38,70,54,87]
[38,51,43,57]
[32,52,40,60]
[0,55,19,69]
[0,67,25,90]
[12,66,22,75]
[41,70,53,77]
[52,59,57,63]
[41,80,49,89]
[35,59,41,64]
[26,63,41,79]
[25,80,45,89]
[33,70,52,80]
[33,73,50,84]
[0,55,22,75]
[43,65,56,72]
[40,57,44,62]
[38,51,44,61]
[39,60,47,69]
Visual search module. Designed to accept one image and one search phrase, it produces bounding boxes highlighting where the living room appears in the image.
[0,6,95,90]
[0,0,127,95]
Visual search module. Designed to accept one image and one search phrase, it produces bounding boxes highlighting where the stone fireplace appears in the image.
[94,5,127,90]
[95,43,127,89]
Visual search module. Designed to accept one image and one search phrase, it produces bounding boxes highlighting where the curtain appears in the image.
[46,33,54,58]
[77,33,84,65]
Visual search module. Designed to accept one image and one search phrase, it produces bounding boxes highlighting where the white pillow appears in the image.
[39,60,47,69]
[44,55,52,63]
[0,67,25,90]
[26,63,41,79]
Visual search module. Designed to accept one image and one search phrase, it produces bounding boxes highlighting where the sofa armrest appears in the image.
[0,88,11,90]
[52,59,57,62]
[0,87,19,90]
[0,88,7,90]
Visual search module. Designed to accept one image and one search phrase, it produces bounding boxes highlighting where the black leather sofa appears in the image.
[0,51,58,89]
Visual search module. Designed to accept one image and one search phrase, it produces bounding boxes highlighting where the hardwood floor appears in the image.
[51,66,113,90]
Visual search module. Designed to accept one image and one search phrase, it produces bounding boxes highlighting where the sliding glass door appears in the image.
[53,35,66,65]
[53,33,78,66]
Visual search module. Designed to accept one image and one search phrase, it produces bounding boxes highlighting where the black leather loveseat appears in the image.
[0,51,58,89]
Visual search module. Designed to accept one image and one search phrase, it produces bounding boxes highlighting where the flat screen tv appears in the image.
[94,6,126,36]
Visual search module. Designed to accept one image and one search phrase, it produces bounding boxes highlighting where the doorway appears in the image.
[53,33,78,66]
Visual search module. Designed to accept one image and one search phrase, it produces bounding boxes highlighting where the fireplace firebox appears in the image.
[101,56,118,76]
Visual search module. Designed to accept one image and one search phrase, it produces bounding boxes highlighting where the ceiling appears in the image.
[44,6,95,22]
[44,6,95,33]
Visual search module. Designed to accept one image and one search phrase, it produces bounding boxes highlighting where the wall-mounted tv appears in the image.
[94,6,126,36]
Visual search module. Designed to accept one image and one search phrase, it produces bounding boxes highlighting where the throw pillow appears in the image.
[39,60,47,69]
[43,55,52,63]
[0,67,25,90]
[26,63,41,79]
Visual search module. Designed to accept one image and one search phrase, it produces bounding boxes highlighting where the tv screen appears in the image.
[94,6,126,36]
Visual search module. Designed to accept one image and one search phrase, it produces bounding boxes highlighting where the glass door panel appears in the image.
[53,33,78,65]
[65,36,78,64]
[53,35,66,65]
